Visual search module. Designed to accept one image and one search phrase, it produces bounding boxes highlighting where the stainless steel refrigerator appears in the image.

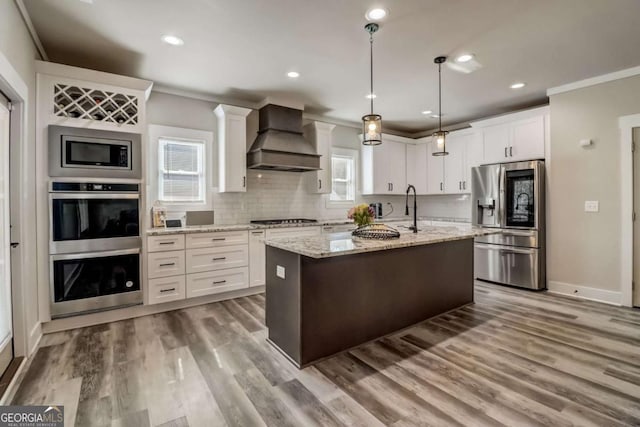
[471,160,546,290]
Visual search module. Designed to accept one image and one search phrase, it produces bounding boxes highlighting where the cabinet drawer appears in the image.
[147,250,186,279]
[186,267,248,298]
[148,276,186,304]
[186,245,248,274]
[147,234,185,252]
[186,230,248,249]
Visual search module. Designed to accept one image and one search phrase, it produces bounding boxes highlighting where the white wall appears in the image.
[0,1,41,354]
[548,74,640,299]
[146,91,471,224]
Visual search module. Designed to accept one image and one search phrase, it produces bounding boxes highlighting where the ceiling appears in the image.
[22,0,640,135]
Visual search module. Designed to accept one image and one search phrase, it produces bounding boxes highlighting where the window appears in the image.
[158,137,205,203]
[330,148,357,202]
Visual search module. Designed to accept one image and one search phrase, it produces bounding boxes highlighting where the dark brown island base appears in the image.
[264,225,494,368]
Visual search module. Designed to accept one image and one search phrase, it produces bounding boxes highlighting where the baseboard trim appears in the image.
[42,286,265,334]
[28,323,42,356]
[547,281,621,306]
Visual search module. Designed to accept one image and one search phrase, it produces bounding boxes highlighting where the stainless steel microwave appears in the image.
[48,125,142,178]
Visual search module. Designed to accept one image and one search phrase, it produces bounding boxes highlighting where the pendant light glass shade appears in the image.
[362,23,382,146]
[362,114,382,145]
[432,56,449,156]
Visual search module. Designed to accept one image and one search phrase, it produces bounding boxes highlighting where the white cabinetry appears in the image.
[249,230,266,287]
[472,106,549,164]
[214,104,252,193]
[426,140,445,194]
[305,122,335,194]
[405,143,428,195]
[361,134,410,195]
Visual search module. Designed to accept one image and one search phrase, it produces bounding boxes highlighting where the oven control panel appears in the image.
[50,182,140,192]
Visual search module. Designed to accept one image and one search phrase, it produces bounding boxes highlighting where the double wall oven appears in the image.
[471,160,545,290]
[49,126,143,317]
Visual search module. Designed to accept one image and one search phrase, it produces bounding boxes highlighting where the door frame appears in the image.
[0,50,30,359]
[619,114,640,307]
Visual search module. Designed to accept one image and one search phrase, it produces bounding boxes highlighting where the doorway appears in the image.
[634,127,640,308]
[0,92,12,381]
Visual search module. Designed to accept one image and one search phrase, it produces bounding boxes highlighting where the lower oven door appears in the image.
[474,243,542,290]
[50,248,142,318]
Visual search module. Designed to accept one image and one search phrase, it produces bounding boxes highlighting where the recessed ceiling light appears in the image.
[455,54,474,63]
[162,35,184,46]
[430,114,441,118]
[421,110,432,115]
[287,71,300,78]
[366,93,377,99]
[510,82,526,89]
[365,8,388,21]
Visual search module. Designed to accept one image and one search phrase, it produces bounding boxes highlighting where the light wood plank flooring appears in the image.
[12,282,640,426]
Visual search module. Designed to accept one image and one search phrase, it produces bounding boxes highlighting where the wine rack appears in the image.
[53,83,139,125]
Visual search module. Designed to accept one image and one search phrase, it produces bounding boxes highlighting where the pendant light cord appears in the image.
[370,33,374,115]
[438,61,442,132]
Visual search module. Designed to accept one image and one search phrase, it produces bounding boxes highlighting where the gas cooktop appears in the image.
[250,218,318,225]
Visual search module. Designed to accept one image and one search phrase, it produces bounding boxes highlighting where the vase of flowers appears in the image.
[347,203,375,227]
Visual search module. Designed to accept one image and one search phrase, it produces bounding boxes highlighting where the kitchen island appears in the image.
[265,225,494,367]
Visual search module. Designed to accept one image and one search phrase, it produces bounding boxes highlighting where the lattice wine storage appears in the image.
[53,83,139,125]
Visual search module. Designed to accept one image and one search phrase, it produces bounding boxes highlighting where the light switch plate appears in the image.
[584,201,599,213]
[276,265,286,279]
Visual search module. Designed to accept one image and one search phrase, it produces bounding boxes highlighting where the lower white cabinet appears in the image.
[186,245,249,274]
[147,250,186,279]
[148,276,186,304]
[186,267,249,298]
[186,230,248,249]
[249,230,266,287]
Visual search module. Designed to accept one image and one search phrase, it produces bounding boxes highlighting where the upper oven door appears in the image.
[500,161,544,230]
[50,193,141,254]
[62,135,131,170]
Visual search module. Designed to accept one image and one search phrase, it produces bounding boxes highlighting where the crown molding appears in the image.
[547,65,640,96]
[14,0,48,61]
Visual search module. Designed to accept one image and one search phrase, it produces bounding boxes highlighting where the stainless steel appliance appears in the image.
[49,125,141,179]
[49,181,140,254]
[369,202,383,218]
[49,181,142,317]
[471,160,545,290]
[50,249,141,318]
[250,218,318,225]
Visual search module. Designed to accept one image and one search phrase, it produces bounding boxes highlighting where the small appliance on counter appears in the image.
[250,218,318,226]
[471,160,546,290]
[186,210,215,226]
[369,202,383,219]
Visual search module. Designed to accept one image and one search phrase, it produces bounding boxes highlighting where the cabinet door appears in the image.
[305,122,334,194]
[385,140,407,194]
[406,144,428,195]
[249,230,266,287]
[482,124,510,164]
[426,142,445,194]
[215,105,251,193]
[510,116,545,161]
[444,137,466,194]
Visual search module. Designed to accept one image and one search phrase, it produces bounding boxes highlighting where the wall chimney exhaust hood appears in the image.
[247,104,320,172]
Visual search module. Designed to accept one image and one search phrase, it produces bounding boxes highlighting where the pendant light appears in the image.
[432,56,449,156]
[362,23,382,145]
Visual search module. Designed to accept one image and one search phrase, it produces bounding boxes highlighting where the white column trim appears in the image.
[618,113,640,307]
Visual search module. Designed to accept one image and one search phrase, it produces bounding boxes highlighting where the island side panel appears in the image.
[265,246,302,365]
[299,238,474,366]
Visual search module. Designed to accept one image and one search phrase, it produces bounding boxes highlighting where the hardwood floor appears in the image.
[11,282,640,426]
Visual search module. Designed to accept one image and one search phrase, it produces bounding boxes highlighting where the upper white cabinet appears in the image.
[304,122,335,194]
[361,134,409,195]
[405,143,428,195]
[426,139,445,194]
[472,106,549,165]
[214,104,252,193]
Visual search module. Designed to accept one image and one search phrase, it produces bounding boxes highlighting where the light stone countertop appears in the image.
[264,224,496,259]
[145,217,471,236]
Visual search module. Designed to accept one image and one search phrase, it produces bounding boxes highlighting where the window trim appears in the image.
[158,137,206,204]
[327,147,358,208]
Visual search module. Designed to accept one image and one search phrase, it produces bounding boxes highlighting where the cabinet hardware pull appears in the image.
[463,181,466,190]
[243,176,246,187]
[509,146,513,157]
[212,257,226,261]
[504,147,508,157]
[440,182,443,191]
[213,280,227,285]
[390,183,394,191]
[252,231,263,235]
[159,241,175,245]
[212,238,226,241]
[159,262,175,267]
[459,181,462,190]
[319,179,322,189]
[160,288,176,293]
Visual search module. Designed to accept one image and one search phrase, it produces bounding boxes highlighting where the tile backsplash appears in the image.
[162,169,471,225]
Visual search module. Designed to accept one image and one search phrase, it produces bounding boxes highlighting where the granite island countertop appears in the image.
[145,217,471,236]
[265,224,497,258]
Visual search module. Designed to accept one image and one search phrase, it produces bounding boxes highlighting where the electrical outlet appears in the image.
[584,201,599,213]
[276,265,286,279]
